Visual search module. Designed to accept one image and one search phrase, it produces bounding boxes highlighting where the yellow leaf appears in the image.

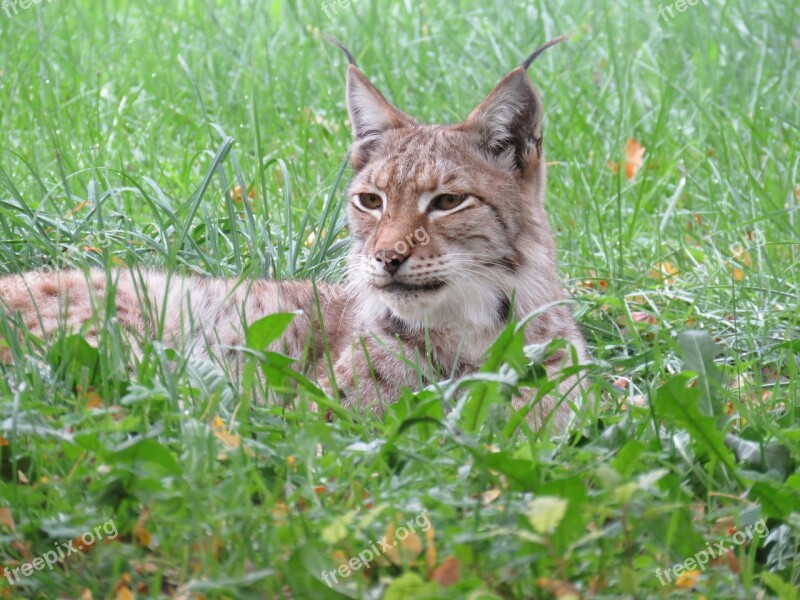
[526,496,568,535]
[211,417,240,450]
[675,569,701,588]
[114,587,134,600]
[321,511,356,545]
[731,244,752,267]
[114,573,134,600]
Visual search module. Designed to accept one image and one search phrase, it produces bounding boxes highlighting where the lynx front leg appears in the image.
[326,335,420,412]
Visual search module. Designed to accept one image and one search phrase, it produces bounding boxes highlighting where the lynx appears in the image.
[0,35,588,429]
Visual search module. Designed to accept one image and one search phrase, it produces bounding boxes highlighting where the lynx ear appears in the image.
[346,65,415,166]
[464,68,544,177]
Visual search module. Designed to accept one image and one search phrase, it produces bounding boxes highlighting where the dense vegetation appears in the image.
[0,0,798,597]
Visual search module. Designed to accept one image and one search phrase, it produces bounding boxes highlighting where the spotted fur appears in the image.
[0,37,588,429]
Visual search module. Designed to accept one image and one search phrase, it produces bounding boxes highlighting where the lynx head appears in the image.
[341,36,571,330]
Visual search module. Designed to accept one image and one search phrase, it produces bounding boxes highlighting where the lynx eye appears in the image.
[430,194,467,211]
[357,193,383,211]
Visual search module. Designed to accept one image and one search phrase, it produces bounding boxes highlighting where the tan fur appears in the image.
[0,41,589,429]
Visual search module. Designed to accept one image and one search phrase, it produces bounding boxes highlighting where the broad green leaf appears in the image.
[750,481,800,519]
[108,438,181,476]
[245,311,299,350]
[654,374,740,483]
[384,572,436,600]
[677,330,724,415]
[762,572,799,600]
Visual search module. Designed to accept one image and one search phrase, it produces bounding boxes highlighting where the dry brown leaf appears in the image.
[431,556,460,586]
[231,185,255,204]
[482,488,501,504]
[134,507,152,548]
[0,508,15,531]
[648,261,679,283]
[424,516,437,572]
[84,387,103,409]
[65,201,94,217]
[628,312,657,325]
[132,559,159,575]
[536,577,581,599]
[629,394,646,408]
[383,522,423,566]
[724,550,741,574]
[612,377,629,390]
[624,138,646,180]
[114,573,134,600]
[608,138,646,180]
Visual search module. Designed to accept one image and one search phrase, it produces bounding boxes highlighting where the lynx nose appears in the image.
[375,247,410,275]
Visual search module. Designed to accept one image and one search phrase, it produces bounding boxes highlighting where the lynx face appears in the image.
[344,63,564,332]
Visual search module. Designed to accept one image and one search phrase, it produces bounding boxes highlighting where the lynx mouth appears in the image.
[380,280,447,294]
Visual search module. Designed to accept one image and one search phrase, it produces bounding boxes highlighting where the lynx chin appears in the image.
[0,34,589,430]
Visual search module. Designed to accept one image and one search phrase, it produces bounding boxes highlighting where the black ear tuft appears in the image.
[464,68,544,175]
[345,66,416,168]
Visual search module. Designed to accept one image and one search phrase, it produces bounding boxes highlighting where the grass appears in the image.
[0,0,798,597]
